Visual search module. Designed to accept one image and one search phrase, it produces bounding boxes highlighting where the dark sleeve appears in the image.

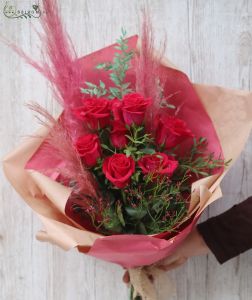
[197,196,252,264]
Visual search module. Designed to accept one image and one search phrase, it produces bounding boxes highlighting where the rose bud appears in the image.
[75,134,101,167]
[155,115,194,149]
[110,120,128,149]
[122,93,151,126]
[111,98,124,122]
[73,97,111,130]
[102,153,135,188]
[138,152,178,178]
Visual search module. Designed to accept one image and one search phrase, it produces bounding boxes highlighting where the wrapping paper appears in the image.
[3,36,252,270]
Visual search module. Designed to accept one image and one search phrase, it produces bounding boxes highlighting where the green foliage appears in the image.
[72,125,229,235]
[124,124,155,160]
[100,28,134,99]
[108,174,188,234]
[177,137,228,178]
[80,80,107,97]
[93,135,230,235]
[103,206,123,233]
[125,206,148,220]
[116,202,126,227]
[80,28,134,99]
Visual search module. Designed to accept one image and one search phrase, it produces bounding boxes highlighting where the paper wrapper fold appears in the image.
[3,37,252,270]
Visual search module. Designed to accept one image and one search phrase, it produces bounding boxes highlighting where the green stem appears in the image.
[129,285,134,300]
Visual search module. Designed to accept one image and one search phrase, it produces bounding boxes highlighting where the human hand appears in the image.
[156,227,210,271]
[122,227,210,283]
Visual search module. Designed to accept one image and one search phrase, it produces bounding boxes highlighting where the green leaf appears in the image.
[113,57,120,65]
[121,44,128,51]
[199,137,207,142]
[137,222,147,234]
[101,144,111,151]
[131,171,141,182]
[116,203,125,227]
[124,88,134,95]
[198,171,209,176]
[127,146,137,152]
[101,90,107,96]
[124,148,131,157]
[96,63,107,70]
[152,200,164,214]
[103,213,122,233]
[85,81,97,88]
[122,82,131,89]
[114,45,122,50]
[125,207,147,220]
[225,159,232,166]
[93,88,98,95]
[125,135,135,143]
[80,88,91,94]
[110,73,121,85]
[99,80,106,89]
[140,148,156,155]
[109,87,120,98]
[121,27,126,35]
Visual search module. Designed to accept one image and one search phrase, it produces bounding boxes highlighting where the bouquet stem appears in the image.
[129,285,142,300]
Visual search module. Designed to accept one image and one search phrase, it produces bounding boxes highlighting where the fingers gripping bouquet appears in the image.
[3,1,252,299]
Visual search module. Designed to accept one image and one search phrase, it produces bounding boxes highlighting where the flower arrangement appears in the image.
[59,30,227,237]
[3,1,252,299]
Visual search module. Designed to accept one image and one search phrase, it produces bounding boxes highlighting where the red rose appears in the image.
[102,154,135,188]
[75,134,101,167]
[138,153,178,178]
[110,120,128,149]
[122,93,151,125]
[156,115,194,149]
[74,97,111,130]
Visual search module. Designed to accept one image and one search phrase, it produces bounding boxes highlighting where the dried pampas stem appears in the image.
[27,102,98,199]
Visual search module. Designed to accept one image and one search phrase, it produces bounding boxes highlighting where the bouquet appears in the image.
[3,1,252,299]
